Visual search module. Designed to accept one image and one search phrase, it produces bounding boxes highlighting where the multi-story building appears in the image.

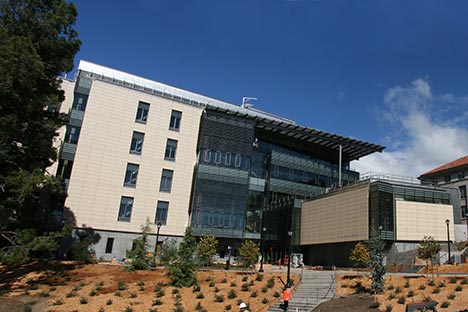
[301,173,457,267]
[419,155,468,241]
[54,60,384,260]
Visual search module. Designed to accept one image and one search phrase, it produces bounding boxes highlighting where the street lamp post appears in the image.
[286,230,293,286]
[155,222,162,265]
[446,219,452,264]
[259,227,266,272]
[225,246,232,270]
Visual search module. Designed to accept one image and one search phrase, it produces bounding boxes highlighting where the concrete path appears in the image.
[267,269,336,312]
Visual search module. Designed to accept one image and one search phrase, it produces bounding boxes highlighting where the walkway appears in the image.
[268,269,336,312]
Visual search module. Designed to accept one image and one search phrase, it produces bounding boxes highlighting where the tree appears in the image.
[350,241,370,272]
[418,236,441,278]
[196,234,218,267]
[238,240,260,269]
[126,219,153,271]
[166,227,198,287]
[0,0,81,229]
[368,236,386,294]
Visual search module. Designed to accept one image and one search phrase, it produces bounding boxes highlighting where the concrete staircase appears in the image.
[268,269,336,312]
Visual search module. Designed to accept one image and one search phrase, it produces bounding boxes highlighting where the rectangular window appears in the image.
[130,131,144,154]
[234,154,242,167]
[118,196,133,222]
[460,185,467,199]
[135,101,150,123]
[72,93,88,111]
[225,152,231,165]
[445,175,451,183]
[155,201,169,225]
[105,238,114,254]
[459,172,466,180]
[164,139,178,161]
[159,169,173,192]
[124,163,139,187]
[203,150,211,162]
[169,110,182,130]
[64,125,81,144]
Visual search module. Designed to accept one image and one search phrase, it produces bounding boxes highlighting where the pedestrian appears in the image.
[283,284,291,311]
[239,302,249,312]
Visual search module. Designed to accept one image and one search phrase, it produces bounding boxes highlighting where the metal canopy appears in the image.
[206,106,385,161]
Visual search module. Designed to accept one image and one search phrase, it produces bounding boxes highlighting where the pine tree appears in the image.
[368,236,386,294]
[167,227,198,287]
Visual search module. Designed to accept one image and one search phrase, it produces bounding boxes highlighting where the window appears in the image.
[459,172,466,180]
[64,125,81,144]
[105,238,114,254]
[135,101,150,123]
[155,201,169,225]
[225,153,231,165]
[130,131,144,154]
[118,196,133,222]
[234,154,242,167]
[169,110,182,130]
[72,93,88,111]
[203,150,211,162]
[164,139,178,161]
[460,185,467,199]
[215,151,221,164]
[159,169,173,192]
[124,163,139,187]
[445,175,451,183]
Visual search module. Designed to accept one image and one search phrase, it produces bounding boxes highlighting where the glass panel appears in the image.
[72,93,88,111]
[159,169,173,192]
[164,139,178,161]
[169,110,182,130]
[118,196,133,222]
[130,131,144,154]
[155,201,169,224]
[135,101,150,123]
[105,238,114,253]
[124,163,139,187]
[64,125,81,144]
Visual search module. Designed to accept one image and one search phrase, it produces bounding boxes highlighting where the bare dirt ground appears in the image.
[314,264,468,312]
[0,262,297,312]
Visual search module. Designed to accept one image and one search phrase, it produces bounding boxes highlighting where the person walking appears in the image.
[239,302,250,311]
[282,284,291,311]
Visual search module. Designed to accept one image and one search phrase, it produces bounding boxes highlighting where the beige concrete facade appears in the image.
[301,183,369,245]
[395,200,454,241]
[62,80,202,238]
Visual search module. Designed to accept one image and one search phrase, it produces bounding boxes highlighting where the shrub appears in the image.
[440,301,450,308]
[256,273,264,281]
[262,298,268,304]
[388,293,396,300]
[38,291,49,297]
[404,280,410,288]
[214,287,220,293]
[206,276,214,282]
[172,288,180,294]
[241,283,250,292]
[136,281,145,286]
[193,285,201,293]
[341,284,348,288]
[437,281,445,288]
[428,280,435,286]
[432,288,440,294]
[167,227,198,287]
[461,278,468,285]
[407,290,414,297]
[449,277,457,284]
[123,307,133,312]
[242,276,248,282]
[228,289,237,299]
[52,299,63,306]
[266,277,275,288]
[455,285,463,292]
[118,281,127,290]
[130,292,137,298]
[386,305,393,312]
[196,293,205,299]
[89,289,97,296]
[155,288,165,297]
[448,293,456,300]
[214,294,224,302]
[152,299,163,306]
[250,290,258,297]
[230,282,237,287]
[394,287,402,294]
[224,304,232,311]
[106,299,113,305]
[369,301,380,309]
[221,278,227,283]
[209,281,215,287]
[66,291,76,298]
[114,291,121,297]
[126,220,153,271]
[397,296,405,304]
[197,235,218,267]
[387,284,394,290]
[79,297,88,304]
[261,286,268,293]
[48,287,56,292]
[418,285,426,290]
[273,291,280,298]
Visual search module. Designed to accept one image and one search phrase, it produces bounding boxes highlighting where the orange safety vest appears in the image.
[283,288,291,301]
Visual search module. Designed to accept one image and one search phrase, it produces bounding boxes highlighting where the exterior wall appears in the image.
[301,183,369,245]
[63,80,202,257]
[395,200,454,241]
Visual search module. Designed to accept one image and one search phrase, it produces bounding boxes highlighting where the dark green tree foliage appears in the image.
[238,240,260,268]
[368,236,386,294]
[196,234,218,267]
[0,0,80,228]
[167,227,198,287]
[126,219,153,271]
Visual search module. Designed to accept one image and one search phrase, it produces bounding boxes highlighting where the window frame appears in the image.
[118,196,134,222]
[164,138,178,161]
[159,169,174,193]
[130,131,145,155]
[155,201,169,225]
[124,163,139,187]
[169,110,182,131]
[135,101,150,124]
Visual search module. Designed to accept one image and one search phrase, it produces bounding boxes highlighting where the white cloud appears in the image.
[353,78,468,177]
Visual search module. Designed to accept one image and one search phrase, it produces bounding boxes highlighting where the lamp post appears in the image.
[259,227,266,272]
[225,246,232,270]
[155,222,162,265]
[446,219,452,264]
[287,230,293,286]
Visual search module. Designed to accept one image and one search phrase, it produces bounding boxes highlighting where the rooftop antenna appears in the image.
[242,97,258,108]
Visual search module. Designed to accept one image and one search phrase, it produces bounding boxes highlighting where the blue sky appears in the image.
[72,0,468,177]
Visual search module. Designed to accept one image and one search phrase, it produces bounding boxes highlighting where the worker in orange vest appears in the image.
[283,284,291,311]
